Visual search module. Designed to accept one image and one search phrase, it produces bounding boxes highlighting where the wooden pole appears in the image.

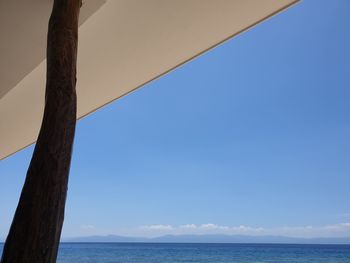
[1,1,81,262]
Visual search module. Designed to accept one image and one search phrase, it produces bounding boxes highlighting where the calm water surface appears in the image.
[1,243,350,262]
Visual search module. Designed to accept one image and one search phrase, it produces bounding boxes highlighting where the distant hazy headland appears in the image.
[62,234,350,244]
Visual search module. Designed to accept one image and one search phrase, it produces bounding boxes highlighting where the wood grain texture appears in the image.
[1,1,81,262]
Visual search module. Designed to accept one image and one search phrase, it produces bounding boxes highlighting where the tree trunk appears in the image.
[1,1,81,262]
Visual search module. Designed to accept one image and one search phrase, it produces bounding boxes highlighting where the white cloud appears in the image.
[135,222,350,238]
[140,224,173,231]
[200,223,227,230]
[179,224,197,229]
[139,223,265,236]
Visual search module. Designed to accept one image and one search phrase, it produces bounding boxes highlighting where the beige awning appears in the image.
[0,0,298,160]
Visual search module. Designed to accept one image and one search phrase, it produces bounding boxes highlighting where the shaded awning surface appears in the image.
[0,0,298,160]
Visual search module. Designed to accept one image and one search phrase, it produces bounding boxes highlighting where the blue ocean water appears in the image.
[1,243,350,262]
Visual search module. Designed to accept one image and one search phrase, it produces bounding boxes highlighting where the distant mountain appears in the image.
[63,234,350,244]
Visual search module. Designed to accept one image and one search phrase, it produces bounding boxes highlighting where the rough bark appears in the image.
[1,1,81,262]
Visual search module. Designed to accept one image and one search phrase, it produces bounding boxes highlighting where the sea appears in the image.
[1,243,350,262]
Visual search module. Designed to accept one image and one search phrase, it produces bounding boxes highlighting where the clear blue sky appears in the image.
[1,0,350,239]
